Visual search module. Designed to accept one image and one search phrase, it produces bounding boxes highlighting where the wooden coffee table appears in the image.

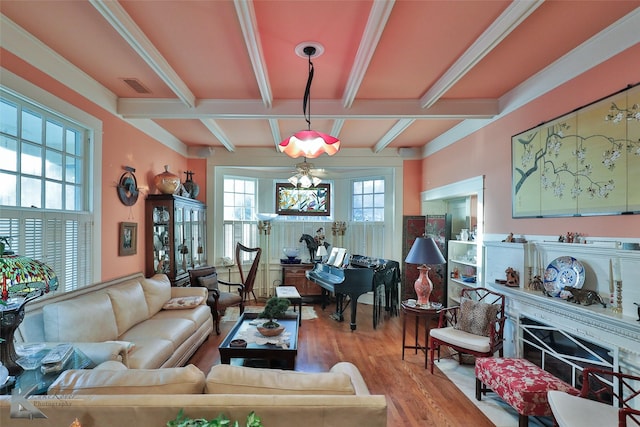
[218,312,299,370]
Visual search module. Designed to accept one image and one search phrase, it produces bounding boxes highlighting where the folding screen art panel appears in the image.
[512,83,640,218]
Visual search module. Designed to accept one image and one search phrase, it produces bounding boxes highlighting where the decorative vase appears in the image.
[460,229,469,241]
[257,323,284,337]
[153,165,180,195]
[182,170,200,199]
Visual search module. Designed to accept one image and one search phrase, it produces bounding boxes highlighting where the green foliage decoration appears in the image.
[258,296,290,328]
[167,409,263,427]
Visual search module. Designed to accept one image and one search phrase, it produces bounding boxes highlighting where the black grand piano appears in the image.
[306,255,400,331]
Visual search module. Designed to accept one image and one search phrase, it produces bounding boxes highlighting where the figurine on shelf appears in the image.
[503,233,514,243]
[528,275,544,292]
[505,267,519,287]
[565,288,606,308]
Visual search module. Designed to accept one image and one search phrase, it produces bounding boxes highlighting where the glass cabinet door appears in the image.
[152,206,171,275]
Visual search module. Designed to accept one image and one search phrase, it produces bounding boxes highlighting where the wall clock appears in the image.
[117,166,139,206]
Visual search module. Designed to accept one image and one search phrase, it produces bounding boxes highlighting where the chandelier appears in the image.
[279,44,341,159]
[288,159,321,188]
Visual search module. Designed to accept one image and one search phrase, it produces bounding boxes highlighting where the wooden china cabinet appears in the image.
[145,194,206,287]
[281,263,322,297]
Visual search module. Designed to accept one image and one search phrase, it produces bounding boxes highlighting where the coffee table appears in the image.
[219,312,299,370]
[1,346,95,395]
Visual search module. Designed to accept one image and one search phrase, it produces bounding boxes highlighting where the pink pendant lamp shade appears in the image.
[405,237,446,307]
[279,44,341,159]
[279,131,340,158]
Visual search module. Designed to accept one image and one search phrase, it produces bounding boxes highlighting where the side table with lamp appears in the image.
[1,254,59,376]
[402,236,446,369]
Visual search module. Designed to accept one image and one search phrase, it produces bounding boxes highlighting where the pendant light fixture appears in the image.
[279,44,341,158]
[288,158,322,188]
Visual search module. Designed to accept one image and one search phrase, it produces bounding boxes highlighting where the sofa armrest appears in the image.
[330,362,371,395]
[171,286,208,303]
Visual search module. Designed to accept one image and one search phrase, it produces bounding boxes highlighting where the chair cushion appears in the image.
[430,326,491,353]
[455,298,499,337]
[198,273,219,291]
[548,390,618,427]
[205,364,355,395]
[217,291,242,308]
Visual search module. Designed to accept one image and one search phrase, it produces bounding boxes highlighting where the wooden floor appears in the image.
[187,301,495,427]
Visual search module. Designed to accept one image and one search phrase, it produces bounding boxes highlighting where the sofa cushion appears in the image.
[205,365,355,395]
[142,274,172,316]
[48,364,205,395]
[120,338,175,369]
[107,281,150,336]
[163,296,204,310]
[455,298,499,337]
[43,292,118,342]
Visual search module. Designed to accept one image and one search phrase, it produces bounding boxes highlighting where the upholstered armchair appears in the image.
[549,367,640,427]
[188,266,243,335]
[429,287,506,374]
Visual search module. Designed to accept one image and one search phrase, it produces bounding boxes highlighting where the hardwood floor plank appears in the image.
[188,302,495,427]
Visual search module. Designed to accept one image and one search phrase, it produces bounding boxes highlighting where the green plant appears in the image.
[258,296,290,328]
[167,409,263,427]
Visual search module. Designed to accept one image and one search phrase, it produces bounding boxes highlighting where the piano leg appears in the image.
[331,294,345,322]
[348,293,358,331]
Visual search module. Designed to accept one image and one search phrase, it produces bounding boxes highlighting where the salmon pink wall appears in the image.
[2,50,188,280]
[422,44,640,239]
[403,159,422,215]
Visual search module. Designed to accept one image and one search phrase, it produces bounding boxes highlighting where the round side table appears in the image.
[401,301,440,369]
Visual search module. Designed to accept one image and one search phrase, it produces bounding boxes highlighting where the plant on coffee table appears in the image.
[258,296,290,329]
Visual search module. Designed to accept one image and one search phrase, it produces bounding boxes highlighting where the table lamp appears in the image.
[1,255,58,375]
[405,236,446,307]
[316,245,328,262]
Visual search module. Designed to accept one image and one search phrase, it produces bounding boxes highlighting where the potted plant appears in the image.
[256,297,290,337]
[167,409,263,427]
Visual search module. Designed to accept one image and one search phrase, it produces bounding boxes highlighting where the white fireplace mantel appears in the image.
[483,240,640,375]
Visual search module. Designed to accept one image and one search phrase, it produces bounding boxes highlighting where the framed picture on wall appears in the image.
[276,183,330,216]
[119,222,137,256]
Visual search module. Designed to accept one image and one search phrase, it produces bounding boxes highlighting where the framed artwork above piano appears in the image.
[281,263,322,297]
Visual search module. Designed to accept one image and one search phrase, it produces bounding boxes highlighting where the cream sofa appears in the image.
[16,272,213,368]
[0,361,387,426]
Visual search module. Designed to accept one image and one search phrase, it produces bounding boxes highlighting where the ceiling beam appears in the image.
[89,0,196,109]
[342,0,395,108]
[419,0,543,109]
[118,98,498,119]
[373,119,415,153]
[269,119,281,150]
[234,0,273,108]
[200,119,235,152]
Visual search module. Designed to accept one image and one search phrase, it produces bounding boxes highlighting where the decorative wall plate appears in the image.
[543,256,585,297]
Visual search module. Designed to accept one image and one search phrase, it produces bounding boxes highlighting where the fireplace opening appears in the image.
[520,316,615,401]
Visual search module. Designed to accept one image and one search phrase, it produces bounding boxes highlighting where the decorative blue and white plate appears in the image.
[543,256,585,297]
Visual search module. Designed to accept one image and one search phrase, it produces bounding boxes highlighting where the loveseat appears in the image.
[0,361,387,426]
[16,272,213,368]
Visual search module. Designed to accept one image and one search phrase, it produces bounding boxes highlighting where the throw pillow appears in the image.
[162,295,204,310]
[197,273,219,291]
[454,298,500,337]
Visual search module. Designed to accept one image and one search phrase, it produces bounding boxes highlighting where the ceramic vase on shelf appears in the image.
[154,165,180,195]
[182,170,200,199]
[460,229,469,241]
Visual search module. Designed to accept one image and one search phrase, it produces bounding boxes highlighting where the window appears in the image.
[0,88,93,292]
[352,178,385,221]
[222,177,258,260]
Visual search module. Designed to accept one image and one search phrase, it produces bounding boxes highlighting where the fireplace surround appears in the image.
[483,240,640,384]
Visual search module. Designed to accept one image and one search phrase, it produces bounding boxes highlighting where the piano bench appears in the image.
[276,286,303,326]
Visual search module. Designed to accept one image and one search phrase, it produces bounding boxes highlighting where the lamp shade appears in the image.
[405,237,446,266]
[279,131,341,159]
[1,255,58,301]
[1,254,58,375]
[316,245,328,257]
